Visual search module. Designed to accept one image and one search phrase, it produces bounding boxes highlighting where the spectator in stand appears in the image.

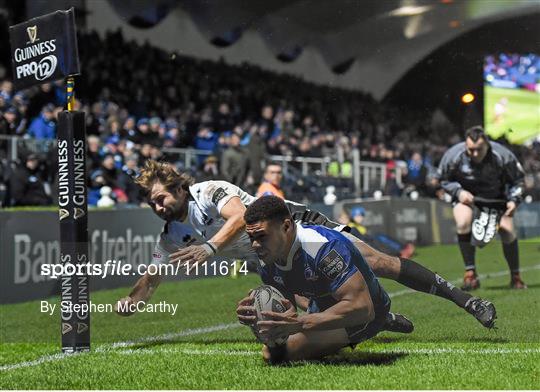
[133,118,156,146]
[87,135,102,172]
[121,154,143,204]
[198,155,221,182]
[0,106,19,136]
[221,131,247,186]
[123,116,138,141]
[10,154,51,206]
[404,152,428,196]
[26,104,56,140]
[0,80,13,104]
[259,105,275,139]
[91,154,129,203]
[257,162,285,199]
[0,27,538,207]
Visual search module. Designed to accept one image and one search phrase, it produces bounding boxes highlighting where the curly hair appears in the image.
[135,160,195,195]
[244,195,292,224]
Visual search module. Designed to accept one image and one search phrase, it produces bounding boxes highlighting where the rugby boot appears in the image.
[383,312,414,334]
[465,297,497,329]
[510,273,527,289]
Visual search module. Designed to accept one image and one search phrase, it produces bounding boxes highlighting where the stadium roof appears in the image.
[177,0,539,68]
[90,0,540,98]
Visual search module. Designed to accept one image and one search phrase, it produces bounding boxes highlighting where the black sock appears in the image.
[457,233,476,271]
[397,258,472,308]
[502,239,520,273]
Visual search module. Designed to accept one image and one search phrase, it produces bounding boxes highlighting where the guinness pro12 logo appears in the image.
[13,25,57,81]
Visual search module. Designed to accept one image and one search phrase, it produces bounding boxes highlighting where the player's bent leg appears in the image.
[453,203,479,290]
[343,232,478,318]
[499,216,526,289]
[263,328,350,364]
[453,202,474,234]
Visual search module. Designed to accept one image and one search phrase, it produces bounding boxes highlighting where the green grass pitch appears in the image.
[484,85,540,144]
[1,240,539,389]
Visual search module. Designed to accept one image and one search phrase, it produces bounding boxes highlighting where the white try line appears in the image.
[114,347,258,356]
[109,346,540,357]
[363,347,540,355]
[2,263,540,372]
[0,323,240,372]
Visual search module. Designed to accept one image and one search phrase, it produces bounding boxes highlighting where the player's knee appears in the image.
[499,227,516,243]
[455,220,471,234]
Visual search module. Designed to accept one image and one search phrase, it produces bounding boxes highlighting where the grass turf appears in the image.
[484,85,540,144]
[1,240,539,389]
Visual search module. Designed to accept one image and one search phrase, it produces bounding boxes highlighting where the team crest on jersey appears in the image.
[212,187,228,205]
[320,249,345,280]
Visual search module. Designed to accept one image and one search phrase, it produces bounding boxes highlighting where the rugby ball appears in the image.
[250,285,289,347]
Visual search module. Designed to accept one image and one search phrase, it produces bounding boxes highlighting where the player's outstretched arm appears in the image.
[114,272,162,316]
[169,196,247,266]
[211,196,247,250]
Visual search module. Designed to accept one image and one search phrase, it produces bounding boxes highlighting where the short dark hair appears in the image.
[465,126,489,143]
[245,196,291,224]
[265,162,282,170]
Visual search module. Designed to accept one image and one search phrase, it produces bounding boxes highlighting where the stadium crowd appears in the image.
[0,28,539,208]
[484,53,540,91]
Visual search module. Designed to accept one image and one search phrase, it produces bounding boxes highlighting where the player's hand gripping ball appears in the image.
[250,285,289,347]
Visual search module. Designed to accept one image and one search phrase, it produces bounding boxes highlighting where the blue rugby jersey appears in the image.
[258,223,390,317]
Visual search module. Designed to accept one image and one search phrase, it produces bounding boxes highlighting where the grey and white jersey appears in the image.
[152,181,258,265]
[149,180,340,267]
[436,141,525,203]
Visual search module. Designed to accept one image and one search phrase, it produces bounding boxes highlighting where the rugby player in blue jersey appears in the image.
[237,196,406,363]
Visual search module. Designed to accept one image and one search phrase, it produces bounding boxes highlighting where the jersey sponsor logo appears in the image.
[320,249,345,280]
[211,187,228,205]
[273,275,284,285]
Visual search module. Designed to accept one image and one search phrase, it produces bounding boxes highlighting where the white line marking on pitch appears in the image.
[0,323,240,372]
[2,263,539,372]
[0,353,80,372]
[109,346,540,356]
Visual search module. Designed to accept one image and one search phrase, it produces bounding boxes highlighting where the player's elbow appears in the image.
[351,299,375,324]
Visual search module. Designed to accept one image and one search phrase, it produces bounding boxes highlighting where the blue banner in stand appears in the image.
[9,7,80,90]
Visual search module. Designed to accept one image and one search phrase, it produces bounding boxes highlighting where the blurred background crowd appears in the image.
[1,26,539,208]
